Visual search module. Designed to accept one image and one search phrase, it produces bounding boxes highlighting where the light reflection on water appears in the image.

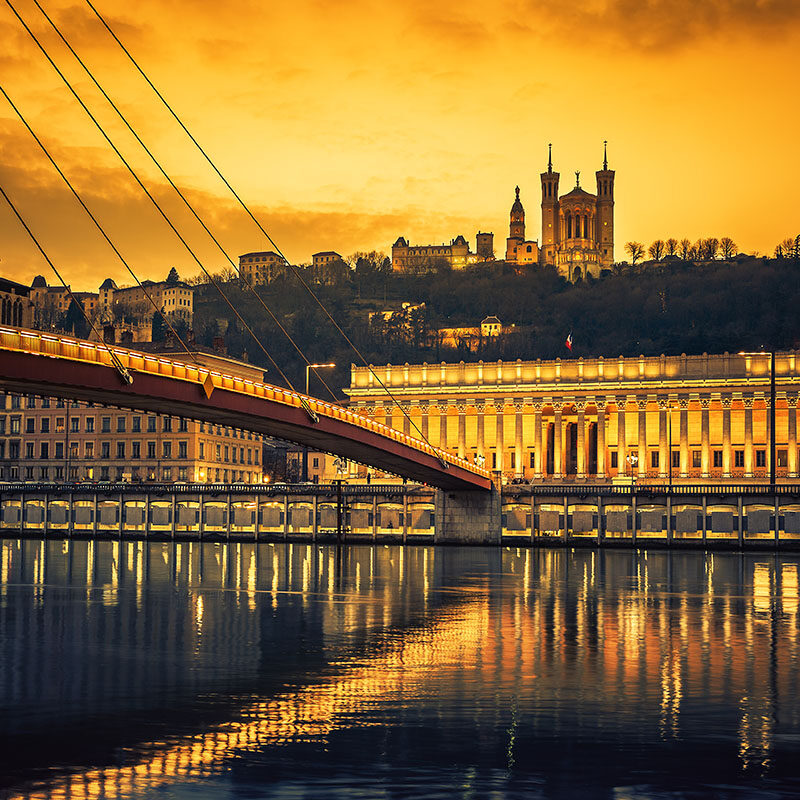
[1,540,800,799]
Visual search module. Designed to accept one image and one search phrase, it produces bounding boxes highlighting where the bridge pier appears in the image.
[434,487,501,544]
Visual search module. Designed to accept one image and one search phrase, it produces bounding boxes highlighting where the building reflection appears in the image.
[1,540,798,797]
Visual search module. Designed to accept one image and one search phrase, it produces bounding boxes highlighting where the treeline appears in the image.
[189,250,800,399]
[625,234,800,264]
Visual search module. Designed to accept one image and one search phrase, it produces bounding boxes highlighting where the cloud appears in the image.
[523,0,800,50]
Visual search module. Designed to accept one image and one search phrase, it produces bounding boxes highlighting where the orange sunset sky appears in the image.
[0,0,799,289]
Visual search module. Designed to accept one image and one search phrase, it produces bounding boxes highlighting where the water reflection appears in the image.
[1,541,800,798]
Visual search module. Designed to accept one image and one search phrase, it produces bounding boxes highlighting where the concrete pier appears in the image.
[434,487,501,544]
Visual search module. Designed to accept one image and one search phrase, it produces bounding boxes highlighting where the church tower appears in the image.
[505,186,525,262]
[595,140,615,268]
[540,143,560,265]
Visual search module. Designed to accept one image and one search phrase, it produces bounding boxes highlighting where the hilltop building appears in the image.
[391,234,492,273]
[238,251,286,285]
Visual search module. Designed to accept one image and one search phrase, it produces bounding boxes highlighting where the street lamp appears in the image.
[626,451,638,486]
[739,349,776,488]
[303,362,336,482]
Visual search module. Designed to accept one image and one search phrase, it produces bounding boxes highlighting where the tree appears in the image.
[704,238,719,260]
[679,238,692,260]
[165,267,180,285]
[648,240,665,261]
[665,238,678,257]
[151,311,167,342]
[625,241,645,264]
[720,237,737,260]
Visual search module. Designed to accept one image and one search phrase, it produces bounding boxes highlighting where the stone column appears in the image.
[658,399,668,479]
[722,396,732,477]
[495,400,505,475]
[788,394,798,478]
[384,402,393,432]
[438,401,449,451]
[475,401,485,465]
[419,401,429,440]
[743,395,754,477]
[679,398,689,478]
[700,398,710,477]
[457,401,467,460]
[533,401,543,479]
[576,400,586,478]
[616,397,626,475]
[514,400,524,477]
[637,397,648,479]
[596,399,606,478]
[553,402,563,478]
[402,403,411,436]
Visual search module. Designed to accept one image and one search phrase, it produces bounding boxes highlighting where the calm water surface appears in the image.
[1,539,800,799]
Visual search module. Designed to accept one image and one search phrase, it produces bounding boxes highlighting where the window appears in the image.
[86,417,95,433]
[312,457,319,468]
[116,442,126,459]
[200,422,205,433]
[692,450,701,469]
[40,442,49,459]
[147,441,156,459]
[10,416,20,434]
[85,442,94,459]
[224,445,229,462]
[734,450,745,468]
[132,416,141,433]
[55,417,65,433]
[25,443,34,459]
[0,417,4,435]
[671,451,680,469]
[179,467,188,481]
[756,450,766,468]
[26,395,36,408]
[9,441,20,459]
[232,447,237,463]
[24,466,34,480]
[41,398,50,408]
[248,449,253,465]
[101,466,110,481]
[69,442,79,458]
[199,442,205,459]
[55,442,64,459]
[71,417,80,433]
[492,452,497,469]
[510,452,516,469]
[162,441,171,459]
[610,451,618,469]
[254,450,259,465]
[11,395,20,409]
[39,467,49,480]
[162,467,172,481]
[179,418,188,432]
[132,441,140,459]
[178,441,187,459]
[0,442,4,459]
[117,417,126,433]
[26,418,35,433]
[40,418,49,433]
[777,449,788,467]
[147,416,156,433]
[101,416,111,433]
[101,442,110,459]
[651,451,659,469]
[163,417,172,433]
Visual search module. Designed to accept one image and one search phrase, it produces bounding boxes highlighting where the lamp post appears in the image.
[302,362,336,482]
[668,405,673,490]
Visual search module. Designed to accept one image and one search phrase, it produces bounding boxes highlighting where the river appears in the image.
[1,539,799,799]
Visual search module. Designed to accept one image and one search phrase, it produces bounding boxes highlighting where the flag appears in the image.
[565,331,573,351]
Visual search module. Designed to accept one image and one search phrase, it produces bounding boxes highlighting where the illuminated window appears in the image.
[692,450,701,468]
[734,450,744,468]
[713,450,723,468]
[756,450,766,468]
[671,451,680,468]
[777,449,788,467]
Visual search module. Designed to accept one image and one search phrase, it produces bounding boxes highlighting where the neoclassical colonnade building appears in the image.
[345,352,800,484]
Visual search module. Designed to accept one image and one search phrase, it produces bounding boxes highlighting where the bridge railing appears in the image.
[0,326,490,481]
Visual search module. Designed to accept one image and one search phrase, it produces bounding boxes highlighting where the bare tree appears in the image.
[704,237,719,260]
[648,240,665,261]
[679,238,692,260]
[625,241,645,265]
[720,237,737,260]
[665,238,678,257]
[775,237,795,258]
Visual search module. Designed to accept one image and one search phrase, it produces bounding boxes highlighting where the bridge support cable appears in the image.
[29,0,339,405]
[84,0,445,465]
[0,85,198,366]
[3,0,305,400]
[0,184,133,385]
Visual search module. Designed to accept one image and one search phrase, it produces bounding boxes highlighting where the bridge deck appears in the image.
[0,327,492,491]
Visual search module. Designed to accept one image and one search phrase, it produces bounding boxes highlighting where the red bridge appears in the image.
[0,327,492,491]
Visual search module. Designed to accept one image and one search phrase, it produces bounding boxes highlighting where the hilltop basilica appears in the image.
[391,143,615,281]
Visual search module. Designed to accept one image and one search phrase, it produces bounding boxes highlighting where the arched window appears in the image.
[567,213,572,239]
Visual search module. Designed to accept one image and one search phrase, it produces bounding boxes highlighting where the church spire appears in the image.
[547,143,552,173]
[575,170,580,188]
[603,139,608,170]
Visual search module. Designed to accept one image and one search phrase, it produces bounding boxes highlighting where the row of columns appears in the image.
[363,393,799,481]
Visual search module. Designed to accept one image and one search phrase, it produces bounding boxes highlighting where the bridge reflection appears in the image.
[2,542,798,797]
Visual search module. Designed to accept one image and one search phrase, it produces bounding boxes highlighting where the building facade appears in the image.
[391,234,488,272]
[0,278,33,328]
[346,352,800,484]
[0,350,265,485]
[238,251,286,285]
